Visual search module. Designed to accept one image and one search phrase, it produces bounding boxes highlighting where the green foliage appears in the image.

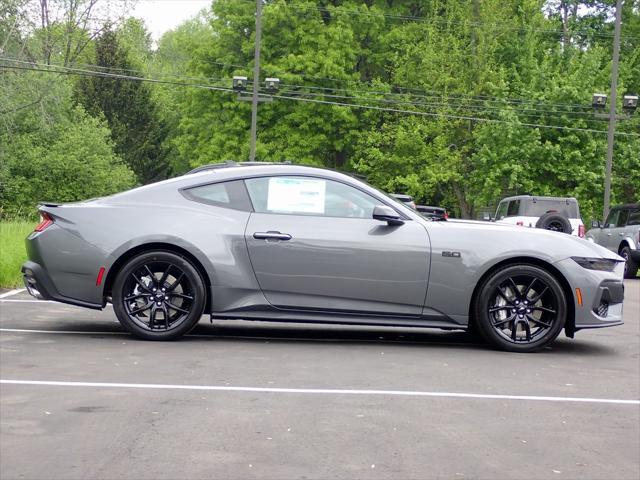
[75,28,170,184]
[0,72,136,219]
[0,221,35,287]
[2,0,639,223]
[156,0,637,218]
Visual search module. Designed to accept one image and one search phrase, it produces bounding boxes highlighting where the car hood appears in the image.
[440,219,621,261]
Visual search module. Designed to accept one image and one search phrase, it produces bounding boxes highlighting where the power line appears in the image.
[2,59,637,137]
[2,55,604,111]
[0,57,598,120]
[0,62,237,95]
[277,83,598,112]
[276,89,603,122]
[268,92,639,137]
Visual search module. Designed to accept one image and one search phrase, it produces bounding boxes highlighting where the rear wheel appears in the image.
[112,251,206,340]
[473,264,566,352]
[620,246,639,279]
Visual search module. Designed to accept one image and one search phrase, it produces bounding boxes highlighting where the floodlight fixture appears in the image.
[232,76,248,91]
[622,94,638,113]
[592,93,607,109]
[265,77,280,91]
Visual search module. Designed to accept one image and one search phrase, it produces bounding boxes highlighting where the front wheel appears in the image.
[112,251,206,340]
[473,264,567,352]
[620,246,639,279]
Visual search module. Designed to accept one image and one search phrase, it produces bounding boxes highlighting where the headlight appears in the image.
[571,257,621,272]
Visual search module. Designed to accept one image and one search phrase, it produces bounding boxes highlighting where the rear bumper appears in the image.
[21,261,103,310]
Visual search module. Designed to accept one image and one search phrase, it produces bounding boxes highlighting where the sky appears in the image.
[130,0,212,40]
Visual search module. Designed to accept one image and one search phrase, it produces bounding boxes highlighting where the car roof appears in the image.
[498,195,578,203]
[610,203,639,210]
[186,161,293,174]
[390,194,413,201]
[103,163,424,223]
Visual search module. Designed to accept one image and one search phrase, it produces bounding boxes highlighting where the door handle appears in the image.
[607,233,612,236]
[619,232,624,236]
[253,231,292,241]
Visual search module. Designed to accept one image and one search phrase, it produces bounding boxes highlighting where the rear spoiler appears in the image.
[39,202,63,208]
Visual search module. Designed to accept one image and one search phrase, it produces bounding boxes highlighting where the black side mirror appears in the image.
[591,220,601,229]
[482,213,493,221]
[373,205,404,226]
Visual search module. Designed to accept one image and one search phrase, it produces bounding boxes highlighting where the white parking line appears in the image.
[0,299,112,306]
[0,288,26,299]
[0,328,125,335]
[0,327,483,346]
[0,299,57,303]
[1,379,638,405]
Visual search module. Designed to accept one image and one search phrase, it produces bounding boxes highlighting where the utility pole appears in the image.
[249,0,263,162]
[603,0,623,220]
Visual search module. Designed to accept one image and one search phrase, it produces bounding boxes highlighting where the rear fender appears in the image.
[102,236,217,297]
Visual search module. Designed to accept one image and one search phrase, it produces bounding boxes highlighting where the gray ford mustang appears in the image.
[22,163,625,352]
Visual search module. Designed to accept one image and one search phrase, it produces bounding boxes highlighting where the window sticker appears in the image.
[267,177,326,214]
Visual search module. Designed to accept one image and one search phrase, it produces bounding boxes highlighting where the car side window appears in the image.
[627,208,640,226]
[182,180,253,211]
[618,209,629,227]
[245,176,380,219]
[507,200,520,217]
[496,202,508,220]
[604,209,620,228]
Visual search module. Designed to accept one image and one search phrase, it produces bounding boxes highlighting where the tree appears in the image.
[0,76,135,219]
[76,27,171,184]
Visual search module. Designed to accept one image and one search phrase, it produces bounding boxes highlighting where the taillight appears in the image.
[34,212,54,232]
[578,224,585,238]
[517,221,524,226]
[444,211,449,219]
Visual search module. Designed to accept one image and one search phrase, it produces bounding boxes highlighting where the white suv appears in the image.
[494,195,585,237]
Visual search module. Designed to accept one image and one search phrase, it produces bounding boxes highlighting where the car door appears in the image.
[601,209,624,252]
[243,175,431,316]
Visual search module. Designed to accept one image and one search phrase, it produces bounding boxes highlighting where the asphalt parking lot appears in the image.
[1,281,639,480]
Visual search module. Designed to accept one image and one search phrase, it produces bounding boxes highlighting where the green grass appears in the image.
[0,221,34,288]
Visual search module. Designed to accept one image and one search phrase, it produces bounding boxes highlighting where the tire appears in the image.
[620,245,639,279]
[473,264,567,352]
[112,251,206,340]
[535,212,572,234]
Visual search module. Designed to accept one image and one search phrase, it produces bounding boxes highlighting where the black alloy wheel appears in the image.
[113,251,206,340]
[474,264,566,352]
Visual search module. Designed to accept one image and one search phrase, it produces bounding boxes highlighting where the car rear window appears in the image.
[182,180,253,211]
[523,199,579,218]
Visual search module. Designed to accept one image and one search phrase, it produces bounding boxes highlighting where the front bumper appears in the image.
[555,258,625,331]
[22,261,103,310]
[630,249,640,263]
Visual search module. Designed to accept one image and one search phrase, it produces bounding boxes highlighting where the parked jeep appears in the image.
[586,203,640,278]
[494,195,585,237]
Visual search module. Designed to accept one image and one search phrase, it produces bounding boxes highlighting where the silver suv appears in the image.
[586,203,640,278]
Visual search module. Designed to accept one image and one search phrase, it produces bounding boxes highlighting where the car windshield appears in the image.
[346,176,418,216]
[385,193,420,214]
